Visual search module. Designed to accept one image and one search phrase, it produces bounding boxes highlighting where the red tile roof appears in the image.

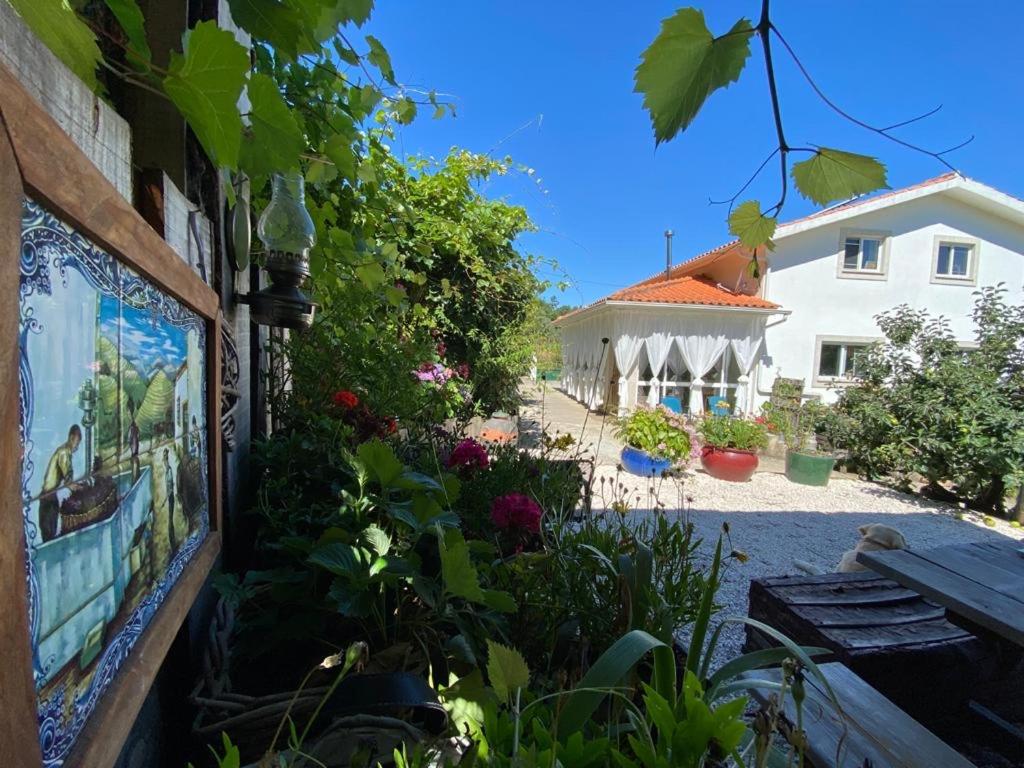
[609,275,779,308]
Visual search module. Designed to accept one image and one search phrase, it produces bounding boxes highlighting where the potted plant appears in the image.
[615,406,694,477]
[781,400,837,487]
[697,412,768,482]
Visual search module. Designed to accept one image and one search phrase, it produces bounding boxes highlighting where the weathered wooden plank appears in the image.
[745,662,976,768]
[769,579,922,607]
[793,602,947,628]
[858,548,1024,646]
[914,543,1024,602]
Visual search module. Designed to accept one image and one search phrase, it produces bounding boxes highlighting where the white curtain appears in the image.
[644,328,674,407]
[613,329,645,416]
[729,317,767,414]
[675,318,731,415]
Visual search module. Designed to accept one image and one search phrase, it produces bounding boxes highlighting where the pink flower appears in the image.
[490,493,542,534]
[447,438,489,471]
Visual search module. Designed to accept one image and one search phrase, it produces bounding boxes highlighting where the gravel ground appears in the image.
[596,465,1024,667]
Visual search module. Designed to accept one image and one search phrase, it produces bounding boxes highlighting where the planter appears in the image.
[701,446,759,482]
[785,450,836,487]
[620,446,673,477]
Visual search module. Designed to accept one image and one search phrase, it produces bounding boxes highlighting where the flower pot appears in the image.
[700,446,758,482]
[620,446,673,477]
[785,450,836,487]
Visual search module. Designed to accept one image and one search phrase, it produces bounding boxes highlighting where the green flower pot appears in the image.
[784,450,836,487]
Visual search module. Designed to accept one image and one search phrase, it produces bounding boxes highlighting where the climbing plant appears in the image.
[634,1,972,258]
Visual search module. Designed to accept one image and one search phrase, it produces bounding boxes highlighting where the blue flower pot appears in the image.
[620,446,673,477]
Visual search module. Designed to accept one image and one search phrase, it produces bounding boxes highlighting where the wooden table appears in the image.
[858,539,1024,646]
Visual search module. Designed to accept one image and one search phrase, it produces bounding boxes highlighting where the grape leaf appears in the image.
[439,529,484,603]
[9,0,103,92]
[324,134,356,180]
[164,21,249,168]
[239,72,305,177]
[634,8,752,144]
[365,35,394,84]
[335,0,372,26]
[103,0,151,69]
[227,0,307,59]
[728,200,776,249]
[486,640,530,702]
[791,147,889,206]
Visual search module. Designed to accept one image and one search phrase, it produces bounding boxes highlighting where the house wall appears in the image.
[758,194,1024,404]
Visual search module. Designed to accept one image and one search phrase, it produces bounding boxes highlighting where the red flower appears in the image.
[380,417,398,436]
[490,493,542,534]
[436,340,447,358]
[447,438,489,471]
[455,362,470,380]
[332,390,359,409]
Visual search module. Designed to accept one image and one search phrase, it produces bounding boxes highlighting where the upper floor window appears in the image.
[838,229,889,280]
[932,236,979,285]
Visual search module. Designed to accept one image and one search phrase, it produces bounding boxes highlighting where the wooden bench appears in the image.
[746,661,976,768]
[744,572,1004,718]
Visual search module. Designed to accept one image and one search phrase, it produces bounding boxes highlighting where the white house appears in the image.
[554,173,1024,415]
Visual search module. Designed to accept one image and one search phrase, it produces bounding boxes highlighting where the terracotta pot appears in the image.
[700,446,759,482]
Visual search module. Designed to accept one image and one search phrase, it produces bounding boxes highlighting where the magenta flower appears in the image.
[490,493,542,534]
[447,438,490,471]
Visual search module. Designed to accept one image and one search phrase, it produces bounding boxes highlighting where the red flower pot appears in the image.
[700,446,759,482]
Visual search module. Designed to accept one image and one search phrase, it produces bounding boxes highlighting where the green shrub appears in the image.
[830,287,1024,513]
[615,405,695,462]
[698,413,768,451]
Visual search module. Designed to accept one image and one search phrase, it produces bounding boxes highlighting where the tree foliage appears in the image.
[826,287,1024,514]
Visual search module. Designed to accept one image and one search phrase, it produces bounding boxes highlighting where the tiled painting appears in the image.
[18,198,209,766]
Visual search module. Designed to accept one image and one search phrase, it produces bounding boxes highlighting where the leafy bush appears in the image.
[830,287,1024,513]
[615,405,696,462]
[697,413,769,452]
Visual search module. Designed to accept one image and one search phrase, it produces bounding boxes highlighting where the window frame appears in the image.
[836,228,890,280]
[931,235,979,286]
[812,335,877,387]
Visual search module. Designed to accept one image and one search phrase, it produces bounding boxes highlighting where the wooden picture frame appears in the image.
[0,62,222,768]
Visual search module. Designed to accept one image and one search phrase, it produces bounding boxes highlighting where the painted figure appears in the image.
[128,416,141,482]
[163,448,175,548]
[190,415,201,459]
[38,425,81,541]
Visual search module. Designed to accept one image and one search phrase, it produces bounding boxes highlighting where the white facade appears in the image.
[757,178,1024,405]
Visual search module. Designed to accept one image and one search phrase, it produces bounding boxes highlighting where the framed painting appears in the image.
[0,63,222,768]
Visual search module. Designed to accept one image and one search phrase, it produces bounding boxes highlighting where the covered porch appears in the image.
[555,277,786,416]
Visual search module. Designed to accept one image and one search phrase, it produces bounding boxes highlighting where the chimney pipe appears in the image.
[664,229,674,281]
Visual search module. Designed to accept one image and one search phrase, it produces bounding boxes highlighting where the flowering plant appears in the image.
[615,405,696,463]
[490,492,542,534]
[447,438,490,472]
[698,413,769,452]
[332,389,360,409]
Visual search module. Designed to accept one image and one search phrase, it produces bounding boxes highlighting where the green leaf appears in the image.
[308,542,361,576]
[791,147,889,206]
[365,34,394,83]
[227,0,306,59]
[439,528,485,603]
[164,21,249,168]
[355,438,404,486]
[481,589,517,613]
[9,0,103,92]
[394,97,417,124]
[240,72,305,177]
[557,629,666,739]
[728,200,777,249]
[324,134,356,180]
[355,261,386,289]
[103,0,151,69]
[485,640,530,702]
[362,524,391,556]
[334,0,373,26]
[634,9,753,144]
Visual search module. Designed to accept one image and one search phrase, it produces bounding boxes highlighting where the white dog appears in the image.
[837,524,908,572]
[794,523,908,575]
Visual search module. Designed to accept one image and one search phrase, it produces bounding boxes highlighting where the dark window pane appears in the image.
[861,239,880,270]
[843,239,860,270]
[846,345,868,377]
[937,244,951,275]
[819,344,841,377]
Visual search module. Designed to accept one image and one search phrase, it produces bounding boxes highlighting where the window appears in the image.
[838,229,889,279]
[815,338,873,383]
[932,236,979,285]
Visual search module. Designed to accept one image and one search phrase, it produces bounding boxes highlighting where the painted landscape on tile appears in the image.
[18,198,209,765]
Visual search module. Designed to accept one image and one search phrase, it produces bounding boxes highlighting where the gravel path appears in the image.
[521,382,1024,668]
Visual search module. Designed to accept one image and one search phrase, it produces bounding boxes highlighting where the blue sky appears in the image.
[100,296,188,376]
[364,1,1024,307]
